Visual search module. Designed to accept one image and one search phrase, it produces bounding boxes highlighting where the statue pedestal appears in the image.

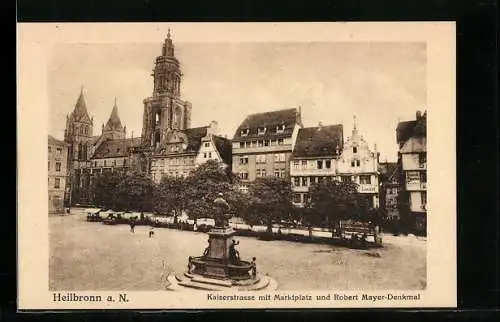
[164,226,278,291]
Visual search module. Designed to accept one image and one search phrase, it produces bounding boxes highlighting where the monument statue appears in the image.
[165,192,277,291]
[212,192,231,228]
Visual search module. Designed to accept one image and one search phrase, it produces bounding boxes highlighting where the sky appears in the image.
[48,40,426,162]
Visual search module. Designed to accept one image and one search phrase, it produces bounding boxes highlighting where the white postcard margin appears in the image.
[17,22,456,309]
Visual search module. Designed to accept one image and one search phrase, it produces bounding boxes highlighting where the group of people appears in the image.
[129,220,155,238]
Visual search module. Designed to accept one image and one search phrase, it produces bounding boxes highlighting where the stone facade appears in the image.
[232,108,303,192]
[336,118,380,208]
[48,135,69,213]
[290,118,380,209]
[290,124,344,207]
[396,110,427,232]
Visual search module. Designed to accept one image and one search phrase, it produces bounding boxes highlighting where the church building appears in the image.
[63,30,231,204]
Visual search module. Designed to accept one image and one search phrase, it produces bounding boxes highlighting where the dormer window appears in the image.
[258,127,267,135]
[276,124,285,134]
[240,129,250,137]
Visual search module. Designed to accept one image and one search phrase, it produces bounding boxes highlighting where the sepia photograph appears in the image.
[18,22,456,309]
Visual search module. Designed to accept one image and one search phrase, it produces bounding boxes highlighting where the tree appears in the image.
[153,175,187,220]
[115,171,154,212]
[90,170,123,209]
[184,160,238,220]
[247,176,294,233]
[305,180,361,228]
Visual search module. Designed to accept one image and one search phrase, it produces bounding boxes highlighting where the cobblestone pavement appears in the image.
[49,213,426,291]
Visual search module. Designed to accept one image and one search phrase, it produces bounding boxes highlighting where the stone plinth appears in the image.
[164,226,278,291]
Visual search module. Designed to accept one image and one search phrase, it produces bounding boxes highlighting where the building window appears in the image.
[239,142,244,148]
[421,172,427,183]
[421,192,427,207]
[264,140,270,147]
[419,154,427,168]
[204,142,210,148]
[274,169,285,177]
[251,141,257,147]
[244,141,250,148]
[356,160,360,167]
[257,127,266,135]
[301,177,307,186]
[353,146,358,153]
[48,161,50,171]
[309,176,316,185]
[293,160,300,169]
[257,169,267,177]
[55,162,61,172]
[341,176,350,183]
[276,124,286,134]
[239,172,249,180]
[56,147,62,157]
[239,156,249,165]
[271,139,277,146]
[241,129,249,137]
[54,178,60,189]
[351,160,355,167]
[318,177,325,184]
[325,160,331,169]
[406,171,420,184]
[360,175,371,184]
[48,146,52,153]
[208,152,212,158]
[301,160,307,168]
[258,140,263,147]
[239,185,249,193]
[256,155,266,164]
[274,153,286,163]
[278,138,284,145]
[112,160,116,166]
[317,160,323,169]
[204,152,207,158]
[293,193,301,203]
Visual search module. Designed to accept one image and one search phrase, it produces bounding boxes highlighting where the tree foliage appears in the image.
[183,160,241,219]
[247,176,294,232]
[90,171,123,209]
[90,170,154,211]
[153,175,187,217]
[305,180,383,226]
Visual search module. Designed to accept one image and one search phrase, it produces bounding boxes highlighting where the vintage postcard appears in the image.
[17,22,456,309]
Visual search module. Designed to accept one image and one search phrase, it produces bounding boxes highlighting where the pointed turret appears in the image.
[104,98,124,131]
[70,86,92,122]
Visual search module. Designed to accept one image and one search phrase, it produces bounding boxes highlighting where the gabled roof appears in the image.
[69,89,92,123]
[400,137,426,154]
[103,103,124,132]
[212,135,232,165]
[233,108,300,141]
[183,126,209,152]
[91,138,142,159]
[292,124,343,158]
[48,135,67,146]
[378,162,398,183]
[396,120,417,145]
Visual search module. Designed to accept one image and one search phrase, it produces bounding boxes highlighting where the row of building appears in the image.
[48,31,427,232]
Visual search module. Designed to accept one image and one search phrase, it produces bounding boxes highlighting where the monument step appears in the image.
[191,275,233,287]
[178,280,231,291]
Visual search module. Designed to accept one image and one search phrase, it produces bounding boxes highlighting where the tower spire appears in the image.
[167,28,171,40]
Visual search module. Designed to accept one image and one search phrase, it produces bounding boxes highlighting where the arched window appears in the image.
[154,132,161,148]
[78,143,83,160]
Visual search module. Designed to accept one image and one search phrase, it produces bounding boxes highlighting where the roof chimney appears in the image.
[416,110,422,120]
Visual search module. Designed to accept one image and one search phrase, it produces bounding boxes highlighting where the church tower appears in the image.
[101,98,126,141]
[64,87,94,167]
[141,29,193,150]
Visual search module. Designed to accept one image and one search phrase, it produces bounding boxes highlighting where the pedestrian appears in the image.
[148,228,154,238]
[130,222,135,233]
